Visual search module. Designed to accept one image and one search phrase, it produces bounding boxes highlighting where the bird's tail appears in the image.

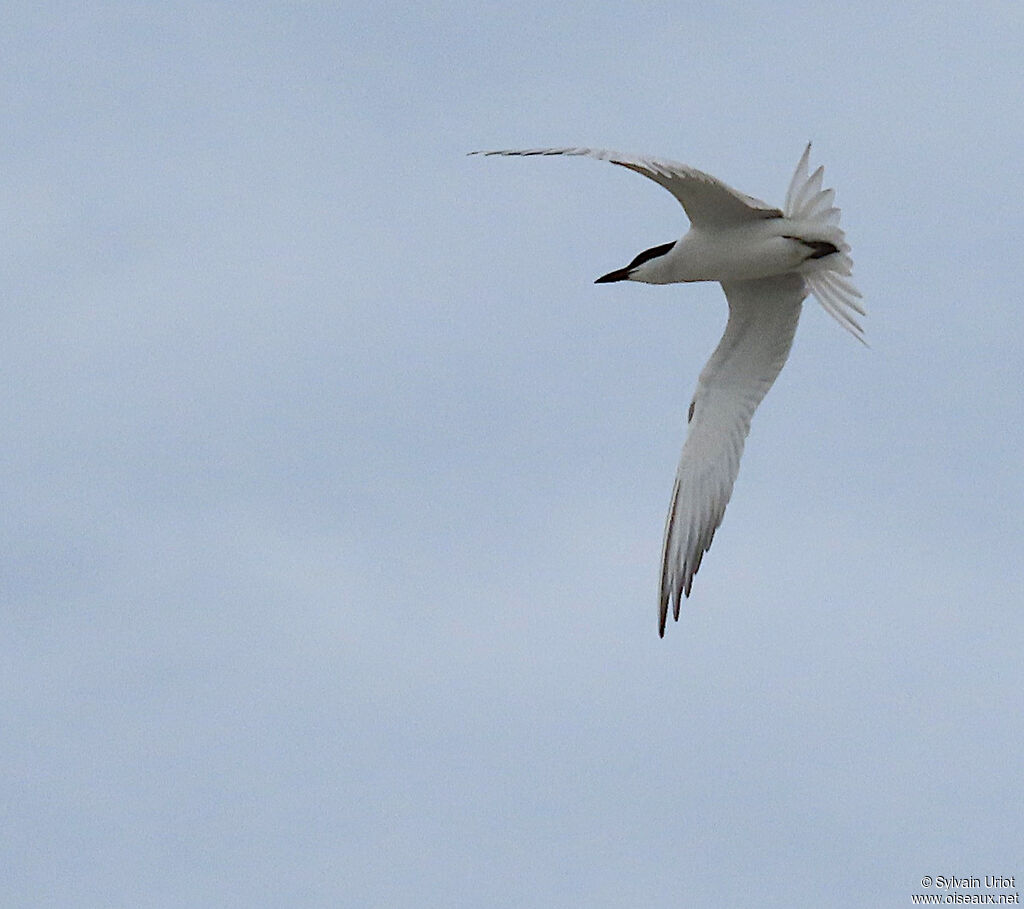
[785,144,866,344]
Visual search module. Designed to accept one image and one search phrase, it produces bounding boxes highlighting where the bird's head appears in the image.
[595,240,676,285]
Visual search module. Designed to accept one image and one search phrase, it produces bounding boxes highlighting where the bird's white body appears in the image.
[638,219,838,284]
[471,144,864,636]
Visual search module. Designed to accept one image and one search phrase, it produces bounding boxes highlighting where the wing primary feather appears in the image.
[792,165,825,214]
[808,276,867,343]
[784,143,812,215]
[658,275,804,632]
[819,272,867,317]
[470,145,782,226]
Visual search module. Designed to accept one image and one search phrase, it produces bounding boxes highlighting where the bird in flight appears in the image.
[471,145,863,636]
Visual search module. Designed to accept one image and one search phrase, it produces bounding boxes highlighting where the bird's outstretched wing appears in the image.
[469,147,782,227]
[659,273,806,636]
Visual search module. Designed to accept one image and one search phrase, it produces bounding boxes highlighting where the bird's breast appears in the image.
[665,223,807,283]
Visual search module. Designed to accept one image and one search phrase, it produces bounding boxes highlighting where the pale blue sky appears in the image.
[3,3,1023,907]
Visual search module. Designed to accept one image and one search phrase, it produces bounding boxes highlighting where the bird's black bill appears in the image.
[596,241,675,283]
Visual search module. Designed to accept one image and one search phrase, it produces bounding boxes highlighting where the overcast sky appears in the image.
[3,3,1023,907]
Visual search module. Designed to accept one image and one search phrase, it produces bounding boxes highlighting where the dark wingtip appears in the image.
[806,240,840,260]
